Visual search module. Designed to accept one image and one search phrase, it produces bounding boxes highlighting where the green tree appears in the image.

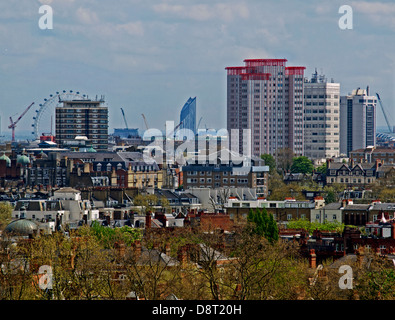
[287,218,345,234]
[291,156,314,174]
[159,196,171,213]
[324,189,337,204]
[315,162,327,175]
[268,182,306,201]
[274,148,294,174]
[0,202,12,230]
[356,254,395,300]
[90,221,142,248]
[133,194,158,214]
[378,188,395,202]
[247,208,279,243]
[260,154,276,174]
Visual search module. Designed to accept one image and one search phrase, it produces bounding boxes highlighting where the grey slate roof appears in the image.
[370,203,395,211]
[343,204,371,211]
[321,202,342,210]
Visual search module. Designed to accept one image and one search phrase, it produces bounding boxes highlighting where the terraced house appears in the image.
[61,151,164,189]
[326,160,377,186]
[182,150,269,198]
[325,158,395,187]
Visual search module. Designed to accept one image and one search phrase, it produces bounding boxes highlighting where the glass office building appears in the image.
[179,97,197,137]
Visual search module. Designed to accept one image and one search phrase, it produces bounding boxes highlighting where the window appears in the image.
[287,214,292,221]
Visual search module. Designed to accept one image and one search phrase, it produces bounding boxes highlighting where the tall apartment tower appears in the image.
[303,71,341,160]
[226,59,305,158]
[55,98,108,151]
[340,88,377,156]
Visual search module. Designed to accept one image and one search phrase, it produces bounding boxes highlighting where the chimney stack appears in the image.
[115,241,126,257]
[133,240,142,257]
[178,246,188,267]
[165,242,171,256]
[356,246,364,267]
[309,249,317,269]
[145,212,152,229]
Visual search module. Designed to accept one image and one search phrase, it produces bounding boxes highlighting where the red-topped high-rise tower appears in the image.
[226,58,305,158]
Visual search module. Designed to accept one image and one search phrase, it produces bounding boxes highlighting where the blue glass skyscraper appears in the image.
[179,97,196,136]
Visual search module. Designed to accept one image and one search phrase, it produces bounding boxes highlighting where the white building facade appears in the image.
[11,187,99,230]
[304,72,341,161]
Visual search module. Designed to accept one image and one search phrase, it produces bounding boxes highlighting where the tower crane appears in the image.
[8,102,34,142]
[376,93,393,133]
[197,117,203,130]
[120,108,129,130]
[167,121,183,139]
[141,113,149,130]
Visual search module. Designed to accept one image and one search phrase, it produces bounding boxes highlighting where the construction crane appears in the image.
[141,113,149,130]
[120,108,129,130]
[8,102,34,142]
[174,121,182,131]
[197,117,203,130]
[167,121,183,139]
[376,93,393,133]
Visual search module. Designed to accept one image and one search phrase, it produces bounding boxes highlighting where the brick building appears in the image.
[349,146,395,164]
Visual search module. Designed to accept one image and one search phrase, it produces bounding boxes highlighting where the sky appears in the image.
[0,0,395,139]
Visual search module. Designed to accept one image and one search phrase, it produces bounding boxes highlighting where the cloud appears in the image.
[115,22,144,36]
[314,2,332,15]
[351,1,395,14]
[351,1,395,29]
[76,6,99,24]
[152,2,249,22]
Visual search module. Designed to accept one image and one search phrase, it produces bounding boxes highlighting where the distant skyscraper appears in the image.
[340,88,377,156]
[226,59,305,157]
[179,97,197,136]
[304,71,341,160]
[55,98,108,151]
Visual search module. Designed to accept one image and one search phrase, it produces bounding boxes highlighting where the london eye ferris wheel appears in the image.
[31,90,88,140]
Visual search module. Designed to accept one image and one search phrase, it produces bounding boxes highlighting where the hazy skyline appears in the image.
[1,0,394,138]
